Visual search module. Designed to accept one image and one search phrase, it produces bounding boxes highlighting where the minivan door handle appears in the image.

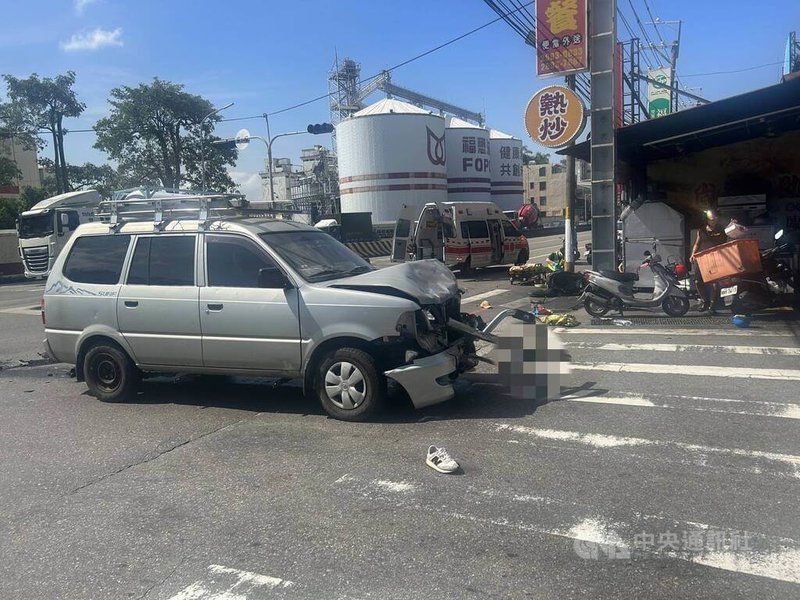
[124,300,139,308]
[206,303,224,312]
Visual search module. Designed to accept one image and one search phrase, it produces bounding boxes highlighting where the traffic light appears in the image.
[211,139,238,150]
[307,123,334,135]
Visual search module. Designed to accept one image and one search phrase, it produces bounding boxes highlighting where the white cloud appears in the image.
[230,171,265,204]
[74,0,98,14]
[61,28,123,52]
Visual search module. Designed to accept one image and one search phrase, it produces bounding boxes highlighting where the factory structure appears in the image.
[265,57,525,228]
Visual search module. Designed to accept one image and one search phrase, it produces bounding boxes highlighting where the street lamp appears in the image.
[200,101,233,193]
[214,122,333,207]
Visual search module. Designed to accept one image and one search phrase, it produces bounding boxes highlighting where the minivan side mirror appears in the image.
[258,267,291,289]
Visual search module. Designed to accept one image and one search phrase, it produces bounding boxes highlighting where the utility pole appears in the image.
[670,20,682,113]
[589,0,618,272]
[564,73,577,272]
[645,19,682,113]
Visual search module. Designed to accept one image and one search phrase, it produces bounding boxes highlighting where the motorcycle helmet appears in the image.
[675,263,687,277]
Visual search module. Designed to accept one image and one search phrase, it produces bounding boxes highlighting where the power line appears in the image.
[626,0,664,68]
[58,2,535,133]
[680,60,784,78]
[642,0,668,48]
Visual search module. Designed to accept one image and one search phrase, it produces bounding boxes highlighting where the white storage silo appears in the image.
[336,98,447,225]
[489,129,524,211]
[445,117,491,203]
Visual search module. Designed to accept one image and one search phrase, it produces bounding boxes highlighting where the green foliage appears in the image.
[0,154,20,187]
[68,162,122,198]
[0,197,25,229]
[94,78,236,191]
[522,146,550,166]
[2,71,85,194]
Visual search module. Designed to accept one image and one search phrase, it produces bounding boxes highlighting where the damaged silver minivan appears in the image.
[41,216,531,420]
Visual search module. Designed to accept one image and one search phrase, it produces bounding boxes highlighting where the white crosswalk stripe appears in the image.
[564,341,800,355]
[571,361,800,380]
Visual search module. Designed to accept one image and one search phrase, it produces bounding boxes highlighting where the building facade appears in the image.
[0,136,39,200]
[522,160,591,223]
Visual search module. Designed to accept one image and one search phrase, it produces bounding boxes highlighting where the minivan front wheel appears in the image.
[316,348,385,421]
[84,343,138,403]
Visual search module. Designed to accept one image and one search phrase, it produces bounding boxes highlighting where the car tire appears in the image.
[84,343,139,403]
[515,248,529,266]
[316,348,386,421]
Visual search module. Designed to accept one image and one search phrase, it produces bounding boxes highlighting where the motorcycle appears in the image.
[718,229,796,314]
[584,243,592,265]
[580,250,690,317]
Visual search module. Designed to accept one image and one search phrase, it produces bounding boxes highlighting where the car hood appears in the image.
[328,259,459,305]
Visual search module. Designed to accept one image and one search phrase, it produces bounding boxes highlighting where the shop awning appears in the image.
[559,77,800,163]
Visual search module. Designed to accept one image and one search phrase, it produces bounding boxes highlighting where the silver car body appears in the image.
[43,218,468,408]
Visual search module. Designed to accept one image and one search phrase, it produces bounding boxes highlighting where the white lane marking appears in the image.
[168,564,295,599]
[564,395,655,407]
[0,305,40,316]
[565,341,800,355]
[562,393,800,419]
[692,549,800,585]
[372,479,416,493]
[495,423,800,475]
[554,327,795,337]
[571,361,800,381]
[336,474,800,584]
[460,288,508,305]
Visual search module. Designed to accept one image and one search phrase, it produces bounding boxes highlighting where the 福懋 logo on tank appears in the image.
[426,127,446,166]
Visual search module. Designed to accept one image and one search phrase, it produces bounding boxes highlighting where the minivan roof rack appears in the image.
[96,193,246,231]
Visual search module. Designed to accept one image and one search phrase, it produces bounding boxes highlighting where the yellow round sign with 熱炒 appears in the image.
[524,85,586,149]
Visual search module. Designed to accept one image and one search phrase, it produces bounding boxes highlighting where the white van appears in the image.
[392,202,529,274]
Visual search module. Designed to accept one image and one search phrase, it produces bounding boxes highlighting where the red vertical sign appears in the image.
[536,0,589,77]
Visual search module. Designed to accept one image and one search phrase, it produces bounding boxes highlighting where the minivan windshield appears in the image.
[17,211,54,239]
[260,230,373,282]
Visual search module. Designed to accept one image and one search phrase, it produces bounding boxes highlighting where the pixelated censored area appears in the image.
[490,323,572,400]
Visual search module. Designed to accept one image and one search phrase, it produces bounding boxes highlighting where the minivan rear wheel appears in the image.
[316,348,385,421]
[84,343,138,403]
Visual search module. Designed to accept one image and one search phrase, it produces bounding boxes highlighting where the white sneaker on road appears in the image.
[426,445,459,474]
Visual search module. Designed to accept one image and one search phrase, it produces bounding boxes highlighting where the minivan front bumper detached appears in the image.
[384,350,457,409]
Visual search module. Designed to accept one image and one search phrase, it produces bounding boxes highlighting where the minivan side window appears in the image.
[63,235,130,284]
[127,236,195,286]
[466,220,489,239]
[206,234,277,288]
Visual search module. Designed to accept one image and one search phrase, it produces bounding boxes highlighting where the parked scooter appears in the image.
[718,229,796,314]
[580,250,690,317]
[584,242,592,265]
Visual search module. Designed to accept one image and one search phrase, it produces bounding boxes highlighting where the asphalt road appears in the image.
[2,230,799,599]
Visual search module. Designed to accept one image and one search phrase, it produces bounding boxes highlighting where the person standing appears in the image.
[690,210,728,314]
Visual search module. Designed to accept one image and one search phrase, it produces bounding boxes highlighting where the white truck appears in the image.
[17,190,102,278]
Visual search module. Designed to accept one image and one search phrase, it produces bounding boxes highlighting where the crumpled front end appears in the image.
[384,350,458,409]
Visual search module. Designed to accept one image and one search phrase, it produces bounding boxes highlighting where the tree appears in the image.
[94,79,236,191]
[2,72,85,194]
[522,146,550,166]
[0,154,19,188]
[68,162,122,198]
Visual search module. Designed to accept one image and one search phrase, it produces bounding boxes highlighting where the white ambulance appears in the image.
[392,201,529,275]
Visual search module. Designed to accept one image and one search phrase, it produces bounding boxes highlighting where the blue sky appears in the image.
[2,0,798,200]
